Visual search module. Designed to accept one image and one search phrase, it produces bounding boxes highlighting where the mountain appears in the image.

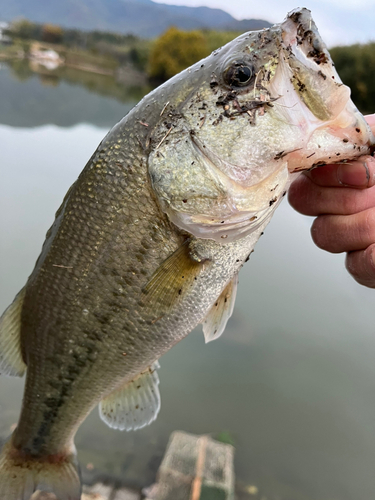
[0,0,272,37]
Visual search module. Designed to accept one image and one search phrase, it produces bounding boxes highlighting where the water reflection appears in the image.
[1,63,375,500]
[0,61,151,127]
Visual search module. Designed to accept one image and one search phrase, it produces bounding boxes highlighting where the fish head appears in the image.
[148,8,374,243]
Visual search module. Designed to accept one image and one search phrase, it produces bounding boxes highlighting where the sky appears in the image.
[153,0,375,47]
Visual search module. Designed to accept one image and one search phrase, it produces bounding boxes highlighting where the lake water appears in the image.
[1,62,375,500]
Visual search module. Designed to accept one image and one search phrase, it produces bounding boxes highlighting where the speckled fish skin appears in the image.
[0,8,374,500]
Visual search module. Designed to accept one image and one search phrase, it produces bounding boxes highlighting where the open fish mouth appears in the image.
[280,9,352,124]
[276,8,375,169]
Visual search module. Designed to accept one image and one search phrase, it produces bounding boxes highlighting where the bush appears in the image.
[10,19,41,40]
[330,43,375,114]
[202,30,238,53]
[148,26,209,81]
[42,24,63,44]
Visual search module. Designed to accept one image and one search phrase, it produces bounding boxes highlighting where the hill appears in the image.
[0,0,271,37]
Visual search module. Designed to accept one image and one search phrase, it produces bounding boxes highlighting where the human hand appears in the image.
[288,114,375,288]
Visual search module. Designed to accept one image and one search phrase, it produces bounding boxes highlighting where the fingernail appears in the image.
[337,162,370,187]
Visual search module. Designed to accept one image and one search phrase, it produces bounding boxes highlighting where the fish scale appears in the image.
[16,133,182,454]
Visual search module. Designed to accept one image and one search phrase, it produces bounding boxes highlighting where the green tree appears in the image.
[330,43,375,114]
[42,24,63,44]
[148,27,209,81]
[202,30,238,53]
[10,19,40,40]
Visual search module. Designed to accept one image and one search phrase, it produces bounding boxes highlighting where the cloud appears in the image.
[322,0,375,8]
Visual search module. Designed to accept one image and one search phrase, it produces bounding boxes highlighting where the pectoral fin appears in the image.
[99,361,161,431]
[142,240,206,319]
[202,275,238,343]
[0,288,27,377]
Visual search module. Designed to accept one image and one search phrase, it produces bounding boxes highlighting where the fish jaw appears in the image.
[277,8,375,173]
[267,50,374,173]
[280,8,351,122]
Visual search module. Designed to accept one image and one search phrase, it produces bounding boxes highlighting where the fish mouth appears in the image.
[269,10,375,172]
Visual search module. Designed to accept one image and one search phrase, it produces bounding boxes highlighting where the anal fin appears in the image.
[0,288,27,377]
[99,361,161,431]
[202,274,238,343]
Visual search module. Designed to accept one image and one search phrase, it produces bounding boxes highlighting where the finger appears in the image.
[365,113,375,130]
[305,155,375,188]
[311,208,375,253]
[346,244,375,288]
[288,174,375,216]
[304,113,375,188]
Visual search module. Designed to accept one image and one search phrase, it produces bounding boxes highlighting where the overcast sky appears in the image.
[153,0,375,47]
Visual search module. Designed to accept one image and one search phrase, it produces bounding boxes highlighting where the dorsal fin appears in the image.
[0,288,27,377]
[202,275,238,343]
[99,361,161,431]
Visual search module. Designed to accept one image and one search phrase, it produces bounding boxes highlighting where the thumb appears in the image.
[365,113,375,134]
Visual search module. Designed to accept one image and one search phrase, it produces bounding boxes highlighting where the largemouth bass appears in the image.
[0,8,373,500]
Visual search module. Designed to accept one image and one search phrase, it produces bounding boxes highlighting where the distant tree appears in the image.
[42,24,63,44]
[129,43,150,71]
[10,19,40,40]
[202,30,238,53]
[62,28,88,48]
[331,43,375,114]
[148,27,209,81]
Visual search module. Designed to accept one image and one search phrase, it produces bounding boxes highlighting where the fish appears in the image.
[0,8,373,500]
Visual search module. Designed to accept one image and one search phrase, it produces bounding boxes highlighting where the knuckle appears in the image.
[362,209,375,242]
[345,252,361,280]
[341,191,357,214]
[288,176,314,214]
[310,216,329,250]
[287,180,301,209]
[366,157,375,187]
[345,245,375,289]
[365,185,375,208]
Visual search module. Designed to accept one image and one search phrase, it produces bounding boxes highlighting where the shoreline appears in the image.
[0,39,149,87]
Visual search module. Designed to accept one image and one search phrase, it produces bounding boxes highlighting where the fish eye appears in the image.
[224,62,254,87]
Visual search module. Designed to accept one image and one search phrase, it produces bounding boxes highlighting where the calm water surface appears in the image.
[1,63,375,499]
